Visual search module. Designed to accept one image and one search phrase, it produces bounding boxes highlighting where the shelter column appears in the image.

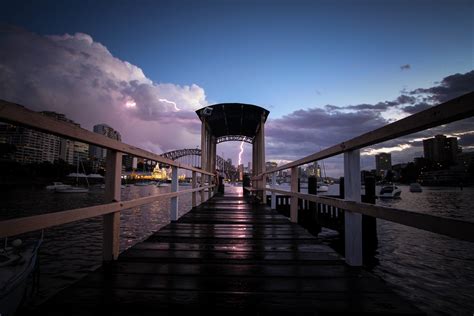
[258,113,266,202]
[201,118,208,202]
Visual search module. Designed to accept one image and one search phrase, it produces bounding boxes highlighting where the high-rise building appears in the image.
[89,124,122,170]
[0,111,81,164]
[41,111,79,165]
[0,124,60,163]
[375,153,392,177]
[423,134,460,164]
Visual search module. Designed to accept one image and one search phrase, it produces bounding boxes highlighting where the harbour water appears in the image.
[1,184,474,314]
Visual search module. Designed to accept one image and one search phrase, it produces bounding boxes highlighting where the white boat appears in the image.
[317,181,329,192]
[55,186,89,193]
[134,182,150,186]
[0,238,42,316]
[409,183,423,193]
[56,160,89,193]
[379,184,402,198]
[45,182,72,191]
[157,182,169,187]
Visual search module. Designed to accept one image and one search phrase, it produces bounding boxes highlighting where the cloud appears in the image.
[265,69,474,176]
[400,64,411,71]
[0,26,206,153]
[408,70,474,103]
[0,26,472,174]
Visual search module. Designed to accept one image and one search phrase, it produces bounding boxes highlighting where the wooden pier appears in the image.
[2,94,474,315]
[28,186,422,315]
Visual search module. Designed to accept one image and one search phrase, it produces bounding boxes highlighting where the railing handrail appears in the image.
[0,184,215,238]
[0,99,214,176]
[265,187,474,243]
[263,91,474,174]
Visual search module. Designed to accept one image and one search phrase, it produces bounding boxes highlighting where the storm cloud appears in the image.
[0,26,206,153]
[0,26,472,173]
[265,70,474,174]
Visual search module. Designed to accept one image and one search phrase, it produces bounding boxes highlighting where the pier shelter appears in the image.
[196,103,269,201]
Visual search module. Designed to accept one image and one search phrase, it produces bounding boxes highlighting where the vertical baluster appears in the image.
[192,170,197,208]
[103,150,122,262]
[170,166,178,221]
[290,167,298,223]
[344,150,362,266]
[271,172,276,210]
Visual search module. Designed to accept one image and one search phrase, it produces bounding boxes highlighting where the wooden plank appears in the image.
[39,289,424,315]
[0,99,213,175]
[265,91,474,174]
[27,192,422,315]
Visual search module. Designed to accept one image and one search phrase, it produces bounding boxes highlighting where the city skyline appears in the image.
[0,1,473,176]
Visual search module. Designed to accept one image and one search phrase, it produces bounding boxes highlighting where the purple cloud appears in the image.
[0,26,206,154]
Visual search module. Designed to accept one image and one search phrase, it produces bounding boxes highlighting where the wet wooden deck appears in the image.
[32,186,422,315]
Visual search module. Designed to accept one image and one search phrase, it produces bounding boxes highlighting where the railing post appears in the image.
[192,170,197,208]
[271,172,276,210]
[290,167,298,223]
[344,149,362,266]
[201,173,205,202]
[208,174,212,200]
[170,166,178,221]
[103,150,122,262]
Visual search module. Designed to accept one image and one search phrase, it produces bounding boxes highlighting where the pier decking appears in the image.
[31,186,422,315]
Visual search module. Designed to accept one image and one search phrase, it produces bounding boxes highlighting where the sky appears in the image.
[0,0,473,176]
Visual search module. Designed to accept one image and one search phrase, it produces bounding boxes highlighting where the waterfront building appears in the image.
[375,153,392,178]
[423,134,460,164]
[0,111,82,164]
[89,124,121,171]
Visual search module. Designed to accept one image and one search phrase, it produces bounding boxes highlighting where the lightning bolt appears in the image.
[238,141,244,165]
[159,98,180,111]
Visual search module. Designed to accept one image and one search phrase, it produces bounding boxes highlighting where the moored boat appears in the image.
[45,182,72,191]
[379,184,402,198]
[55,186,89,193]
[409,183,423,192]
[0,238,42,316]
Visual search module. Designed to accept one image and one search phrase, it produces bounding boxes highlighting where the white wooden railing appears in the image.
[0,100,216,261]
[251,91,474,266]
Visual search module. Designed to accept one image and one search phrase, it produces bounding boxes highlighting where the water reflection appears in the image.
[1,184,195,305]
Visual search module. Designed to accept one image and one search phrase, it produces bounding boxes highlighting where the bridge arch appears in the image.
[160,148,235,177]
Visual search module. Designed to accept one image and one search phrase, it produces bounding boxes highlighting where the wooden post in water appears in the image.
[192,170,197,208]
[290,166,298,223]
[307,176,321,235]
[362,175,377,262]
[170,166,178,221]
[343,150,362,266]
[103,150,122,262]
[271,172,276,210]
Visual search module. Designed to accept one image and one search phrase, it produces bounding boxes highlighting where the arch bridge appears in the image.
[160,148,235,178]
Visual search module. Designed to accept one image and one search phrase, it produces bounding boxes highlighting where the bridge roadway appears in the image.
[31,186,422,315]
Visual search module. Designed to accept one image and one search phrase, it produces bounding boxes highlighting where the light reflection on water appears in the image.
[275,183,474,315]
[0,184,200,305]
